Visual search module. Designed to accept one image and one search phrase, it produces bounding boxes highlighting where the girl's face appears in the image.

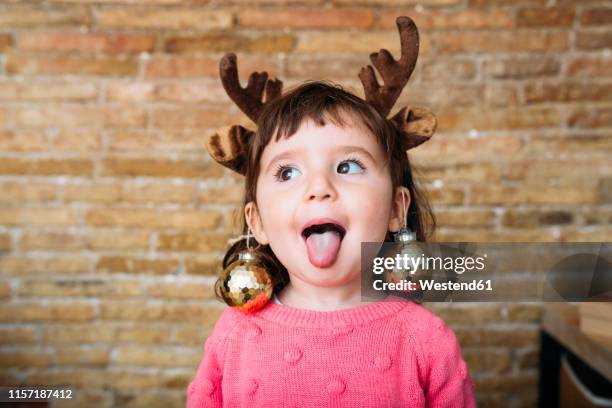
[246,113,409,288]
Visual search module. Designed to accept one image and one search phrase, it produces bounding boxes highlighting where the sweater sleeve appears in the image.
[186,307,244,408]
[424,318,477,408]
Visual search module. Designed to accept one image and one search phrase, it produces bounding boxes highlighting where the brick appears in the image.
[157,231,232,252]
[44,323,116,344]
[100,301,223,323]
[0,280,10,297]
[63,183,122,203]
[0,108,6,127]
[114,391,187,408]
[484,57,560,79]
[567,56,612,77]
[114,346,201,367]
[469,183,599,205]
[105,107,147,128]
[14,106,100,128]
[0,255,90,276]
[507,158,612,182]
[20,229,149,251]
[580,8,612,26]
[0,350,51,368]
[0,130,101,152]
[86,208,222,229]
[526,134,612,155]
[6,53,138,76]
[174,324,213,346]
[435,107,561,131]
[26,368,160,390]
[151,108,244,129]
[18,278,144,298]
[576,30,612,50]
[382,9,514,30]
[49,0,193,3]
[398,84,484,108]
[0,33,13,52]
[560,227,612,242]
[435,209,496,228]
[484,85,519,107]
[18,31,155,53]
[0,327,37,344]
[238,8,375,29]
[144,55,279,79]
[100,157,224,179]
[599,177,612,204]
[474,371,538,393]
[426,185,465,205]
[455,326,539,347]
[286,54,372,80]
[568,106,612,128]
[470,0,545,5]
[502,209,573,228]
[517,348,539,369]
[164,33,295,53]
[96,256,180,275]
[0,208,80,226]
[56,347,110,366]
[584,207,612,224]
[0,81,98,101]
[435,228,555,243]
[96,8,232,30]
[121,181,194,204]
[0,182,56,202]
[333,0,461,5]
[198,184,244,205]
[0,5,91,27]
[0,301,95,322]
[412,134,522,165]
[463,349,512,374]
[420,58,477,82]
[146,280,215,300]
[107,129,202,153]
[415,162,501,183]
[107,81,227,104]
[507,304,542,322]
[0,158,93,176]
[517,7,575,27]
[184,253,224,276]
[116,324,174,344]
[298,31,431,55]
[524,82,612,104]
[435,31,568,53]
[427,303,501,323]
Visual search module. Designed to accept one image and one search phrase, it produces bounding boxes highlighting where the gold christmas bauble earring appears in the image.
[219,227,274,313]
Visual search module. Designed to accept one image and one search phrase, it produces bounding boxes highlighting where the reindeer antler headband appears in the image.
[206,16,437,176]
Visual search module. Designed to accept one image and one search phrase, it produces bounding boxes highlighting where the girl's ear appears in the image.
[245,202,269,245]
[388,186,411,233]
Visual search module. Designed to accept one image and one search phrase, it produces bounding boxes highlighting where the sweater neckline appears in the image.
[254,294,412,328]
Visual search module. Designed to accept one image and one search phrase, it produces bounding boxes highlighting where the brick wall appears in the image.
[0,1,610,407]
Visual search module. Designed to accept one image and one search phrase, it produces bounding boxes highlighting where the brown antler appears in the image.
[358,16,419,118]
[220,53,283,123]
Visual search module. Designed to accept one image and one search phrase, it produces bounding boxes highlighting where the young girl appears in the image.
[188,16,477,408]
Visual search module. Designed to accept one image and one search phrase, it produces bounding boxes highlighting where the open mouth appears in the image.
[301,223,346,241]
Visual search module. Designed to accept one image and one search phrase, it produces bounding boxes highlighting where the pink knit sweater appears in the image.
[186,295,477,407]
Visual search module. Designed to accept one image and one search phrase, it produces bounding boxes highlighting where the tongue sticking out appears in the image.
[305,230,342,268]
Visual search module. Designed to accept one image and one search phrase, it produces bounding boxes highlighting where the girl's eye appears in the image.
[274,165,302,182]
[337,158,365,174]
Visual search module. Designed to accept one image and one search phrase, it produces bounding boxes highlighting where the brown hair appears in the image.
[214,81,436,301]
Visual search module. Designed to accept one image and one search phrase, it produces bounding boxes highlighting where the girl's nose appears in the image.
[305,172,337,202]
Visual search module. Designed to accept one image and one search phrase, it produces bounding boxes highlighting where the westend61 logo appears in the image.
[372,253,487,275]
